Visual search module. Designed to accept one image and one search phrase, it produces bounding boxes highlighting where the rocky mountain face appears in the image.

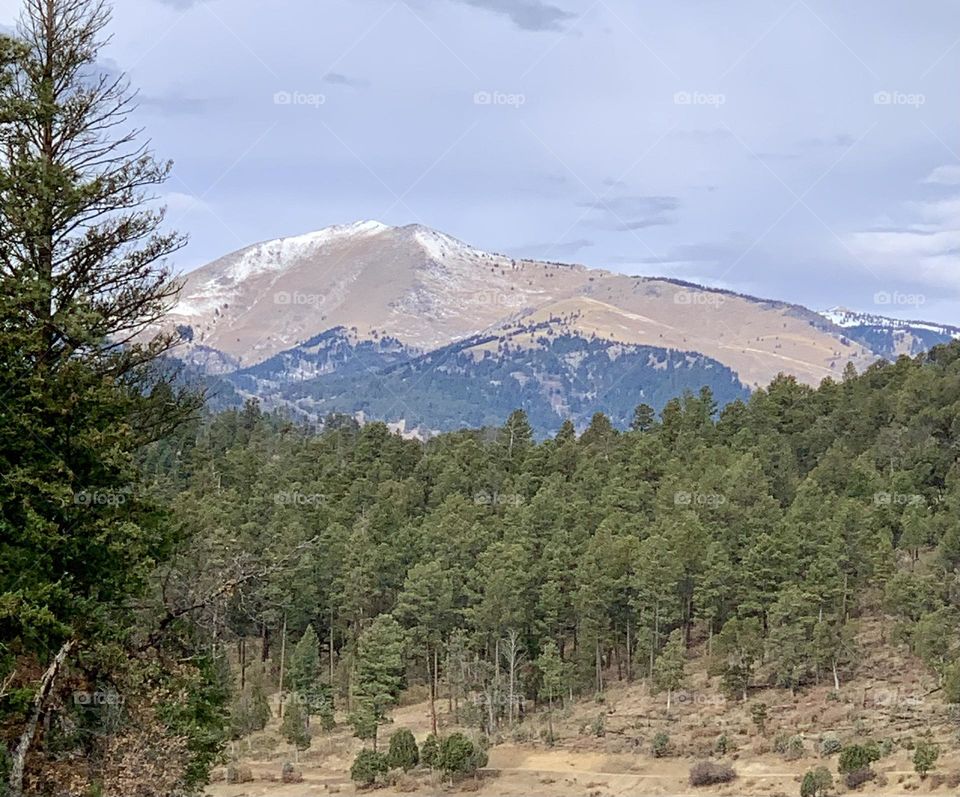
[164,222,939,436]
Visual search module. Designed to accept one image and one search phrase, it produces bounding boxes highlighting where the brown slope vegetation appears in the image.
[207,618,959,797]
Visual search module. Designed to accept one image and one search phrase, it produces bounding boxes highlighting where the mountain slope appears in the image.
[167,222,876,390]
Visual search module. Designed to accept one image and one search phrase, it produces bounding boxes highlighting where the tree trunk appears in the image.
[329,607,335,685]
[832,659,840,691]
[278,614,287,719]
[239,638,247,690]
[8,640,74,797]
[428,648,438,735]
[626,621,632,683]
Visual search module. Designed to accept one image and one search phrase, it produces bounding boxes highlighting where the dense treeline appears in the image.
[146,345,960,754]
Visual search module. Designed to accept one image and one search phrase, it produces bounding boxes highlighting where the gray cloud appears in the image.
[139,93,220,115]
[456,0,573,31]
[323,72,370,89]
[509,238,594,260]
[578,195,680,231]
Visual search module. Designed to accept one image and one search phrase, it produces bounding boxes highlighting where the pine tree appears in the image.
[653,629,686,710]
[280,700,311,762]
[288,625,324,719]
[350,615,406,750]
[0,1,200,792]
[535,639,568,743]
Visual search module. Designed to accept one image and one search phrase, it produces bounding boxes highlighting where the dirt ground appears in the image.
[208,622,960,796]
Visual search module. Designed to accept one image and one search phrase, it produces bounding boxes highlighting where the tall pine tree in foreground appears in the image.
[0,1,201,794]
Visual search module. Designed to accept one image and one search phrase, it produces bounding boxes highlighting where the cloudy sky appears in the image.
[2,0,957,322]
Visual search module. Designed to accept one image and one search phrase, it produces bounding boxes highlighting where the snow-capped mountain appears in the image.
[819,307,960,359]
[166,221,876,391]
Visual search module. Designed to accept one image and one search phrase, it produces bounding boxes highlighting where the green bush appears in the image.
[800,766,833,797]
[652,732,671,758]
[783,735,805,761]
[913,740,940,779]
[350,749,388,786]
[438,733,487,779]
[819,735,841,756]
[386,728,420,772]
[715,734,730,755]
[838,743,880,774]
[420,733,440,769]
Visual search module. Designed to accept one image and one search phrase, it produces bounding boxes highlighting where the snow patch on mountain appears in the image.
[821,307,960,338]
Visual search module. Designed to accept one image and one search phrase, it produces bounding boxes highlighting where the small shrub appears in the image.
[438,733,487,780]
[420,733,440,769]
[652,732,671,758]
[751,702,768,735]
[351,749,388,787]
[226,765,253,784]
[844,767,875,790]
[387,728,420,772]
[946,770,960,788]
[281,762,302,783]
[591,713,605,738]
[838,743,880,774]
[913,740,939,779]
[715,734,730,755]
[819,735,841,756]
[800,766,833,797]
[783,735,805,761]
[689,761,737,786]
